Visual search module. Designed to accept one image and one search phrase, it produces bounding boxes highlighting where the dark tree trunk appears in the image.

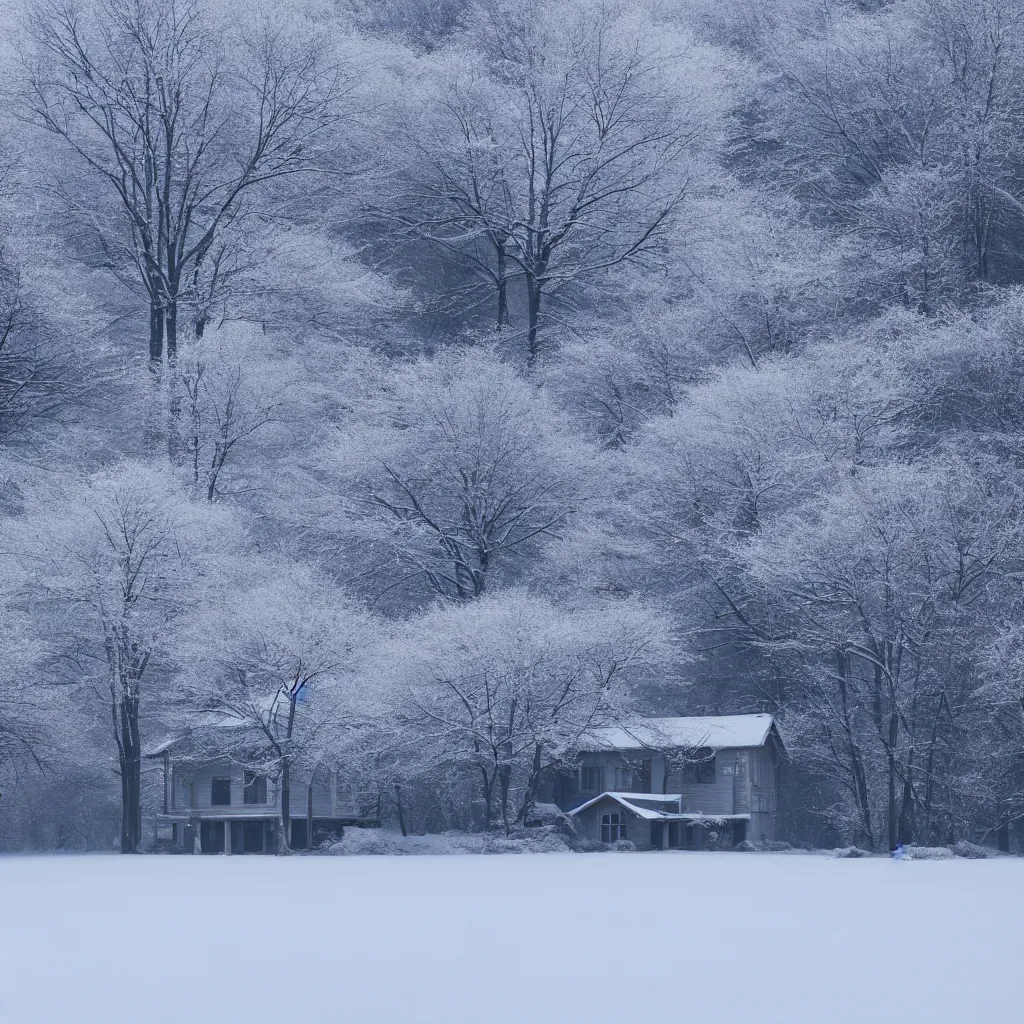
[280,756,291,851]
[395,784,407,837]
[526,277,542,368]
[149,294,164,364]
[498,763,511,835]
[516,743,544,824]
[306,782,314,851]
[479,764,492,828]
[887,709,900,851]
[165,299,178,363]
[118,695,142,854]
[496,242,509,329]
[837,650,873,847]
[898,758,915,846]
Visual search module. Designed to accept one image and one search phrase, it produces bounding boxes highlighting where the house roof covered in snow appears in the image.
[568,792,750,823]
[584,714,782,753]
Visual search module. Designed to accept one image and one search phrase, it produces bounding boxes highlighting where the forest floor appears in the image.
[0,850,1016,1023]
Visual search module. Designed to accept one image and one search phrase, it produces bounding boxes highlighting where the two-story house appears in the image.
[145,731,378,854]
[554,714,785,850]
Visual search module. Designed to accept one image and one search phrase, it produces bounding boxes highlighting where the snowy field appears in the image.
[0,851,1018,1024]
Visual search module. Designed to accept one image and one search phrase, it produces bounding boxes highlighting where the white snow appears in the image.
[589,713,777,750]
[0,851,1017,1023]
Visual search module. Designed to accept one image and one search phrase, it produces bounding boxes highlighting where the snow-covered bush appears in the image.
[951,840,990,860]
[904,846,954,861]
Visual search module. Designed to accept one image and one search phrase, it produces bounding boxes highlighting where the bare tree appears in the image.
[177,338,280,502]
[409,2,696,365]
[343,349,576,601]
[26,0,344,370]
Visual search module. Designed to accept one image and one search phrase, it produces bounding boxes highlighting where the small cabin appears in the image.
[554,714,785,850]
[146,733,378,854]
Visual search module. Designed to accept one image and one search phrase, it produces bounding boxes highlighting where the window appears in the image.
[580,766,604,792]
[614,767,634,791]
[211,776,231,806]
[682,751,716,784]
[601,812,627,843]
[753,794,774,813]
[243,771,267,804]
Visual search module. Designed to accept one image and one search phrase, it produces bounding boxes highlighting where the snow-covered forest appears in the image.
[1,0,1023,855]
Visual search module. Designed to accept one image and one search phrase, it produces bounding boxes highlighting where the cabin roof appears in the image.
[584,714,781,753]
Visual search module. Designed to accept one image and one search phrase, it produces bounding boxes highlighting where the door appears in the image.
[650,821,664,849]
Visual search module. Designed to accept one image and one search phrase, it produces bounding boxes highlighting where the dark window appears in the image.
[211,776,231,806]
[243,822,267,854]
[200,820,225,853]
[614,767,634,791]
[290,819,308,850]
[243,771,267,804]
[580,766,603,791]
[682,751,716,784]
[601,812,626,843]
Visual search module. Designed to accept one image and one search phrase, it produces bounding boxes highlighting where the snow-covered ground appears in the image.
[0,851,1017,1023]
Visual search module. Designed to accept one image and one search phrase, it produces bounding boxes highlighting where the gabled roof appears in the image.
[569,792,682,821]
[568,792,751,823]
[584,714,782,753]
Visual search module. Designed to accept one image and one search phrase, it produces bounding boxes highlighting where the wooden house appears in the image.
[555,714,785,850]
[145,732,378,854]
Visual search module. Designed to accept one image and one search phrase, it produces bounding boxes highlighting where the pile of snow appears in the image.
[833,845,873,858]
[327,825,573,856]
[1,852,1018,1023]
[952,839,991,859]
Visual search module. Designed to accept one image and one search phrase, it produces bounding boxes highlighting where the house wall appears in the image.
[665,751,736,816]
[170,760,335,817]
[562,750,736,812]
[748,742,779,841]
[573,798,652,851]
[555,737,786,845]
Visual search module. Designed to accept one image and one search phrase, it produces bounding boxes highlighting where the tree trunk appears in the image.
[279,756,291,852]
[498,763,511,836]
[886,707,900,852]
[149,292,164,364]
[496,242,509,330]
[118,695,142,854]
[395,784,407,837]
[526,277,542,369]
[306,781,314,852]
[165,295,178,364]
[836,650,873,847]
[516,743,543,825]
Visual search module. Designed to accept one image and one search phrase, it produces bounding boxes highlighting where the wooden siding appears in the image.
[748,744,778,841]
[572,797,653,850]
[167,759,365,819]
[668,752,736,816]
[555,738,785,845]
